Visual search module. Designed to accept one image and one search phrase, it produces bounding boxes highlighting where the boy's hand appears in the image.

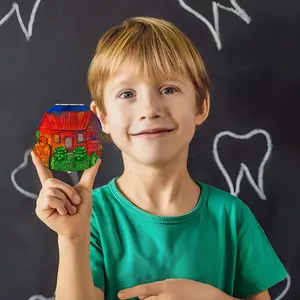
[31,151,101,240]
[117,278,233,300]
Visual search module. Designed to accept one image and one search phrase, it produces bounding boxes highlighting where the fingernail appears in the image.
[118,292,124,299]
[70,206,77,214]
[73,195,81,204]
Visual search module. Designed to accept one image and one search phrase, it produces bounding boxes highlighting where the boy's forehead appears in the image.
[107,63,188,86]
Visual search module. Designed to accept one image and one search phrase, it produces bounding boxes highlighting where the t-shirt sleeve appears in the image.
[233,201,288,299]
[90,210,105,292]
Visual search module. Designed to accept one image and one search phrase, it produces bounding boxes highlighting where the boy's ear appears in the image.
[90,101,110,134]
[195,93,210,126]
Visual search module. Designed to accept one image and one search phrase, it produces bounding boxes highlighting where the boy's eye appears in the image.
[161,87,177,95]
[118,87,178,98]
[119,91,134,99]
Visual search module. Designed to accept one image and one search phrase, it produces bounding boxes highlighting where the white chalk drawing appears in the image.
[11,148,38,199]
[178,0,251,50]
[274,273,291,300]
[213,129,291,298]
[11,148,79,200]
[0,0,42,41]
[213,129,272,200]
[28,295,55,300]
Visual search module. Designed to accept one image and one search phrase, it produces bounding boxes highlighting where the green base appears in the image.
[49,152,100,172]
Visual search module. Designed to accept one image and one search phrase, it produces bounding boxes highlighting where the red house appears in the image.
[37,105,102,157]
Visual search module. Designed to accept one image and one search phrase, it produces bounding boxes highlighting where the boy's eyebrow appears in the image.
[167,79,187,85]
[109,78,188,91]
[109,80,132,92]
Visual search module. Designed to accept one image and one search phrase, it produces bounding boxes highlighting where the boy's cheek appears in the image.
[108,124,132,145]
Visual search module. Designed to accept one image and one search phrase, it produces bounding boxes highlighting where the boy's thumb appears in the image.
[78,158,101,191]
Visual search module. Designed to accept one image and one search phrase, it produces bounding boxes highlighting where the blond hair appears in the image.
[88,16,210,114]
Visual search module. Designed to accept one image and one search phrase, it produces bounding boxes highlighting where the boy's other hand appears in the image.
[117,278,233,300]
[31,151,101,240]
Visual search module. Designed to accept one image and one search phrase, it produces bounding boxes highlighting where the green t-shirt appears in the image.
[90,178,287,300]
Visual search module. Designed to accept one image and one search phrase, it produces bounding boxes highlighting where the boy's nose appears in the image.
[142,109,161,120]
[139,92,164,120]
[140,101,163,120]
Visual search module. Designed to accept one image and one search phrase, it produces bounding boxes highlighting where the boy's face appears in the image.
[91,64,209,166]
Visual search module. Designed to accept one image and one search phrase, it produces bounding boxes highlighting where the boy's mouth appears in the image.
[131,127,174,137]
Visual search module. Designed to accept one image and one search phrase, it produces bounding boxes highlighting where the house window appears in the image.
[54,134,60,143]
[78,133,84,142]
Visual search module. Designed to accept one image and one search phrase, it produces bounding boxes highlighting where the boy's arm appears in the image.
[55,234,103,300]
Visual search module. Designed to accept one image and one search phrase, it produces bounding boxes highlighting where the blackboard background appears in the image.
[0,0,299,299]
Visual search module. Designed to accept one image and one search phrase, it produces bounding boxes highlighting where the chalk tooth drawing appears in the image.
[213,129,291,298]
[178,0,251,50]
[11,148,38,199]
[11,148,79,199]
[0,0,42,41]
[213,129,272,200]
[28,295,55,300]
[274,273,291,300]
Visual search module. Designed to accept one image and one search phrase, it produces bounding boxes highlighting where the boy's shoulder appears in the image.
[197,180,258,233]
[198,180,249,212]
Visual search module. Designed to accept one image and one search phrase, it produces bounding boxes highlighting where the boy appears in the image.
[32,16,287,300]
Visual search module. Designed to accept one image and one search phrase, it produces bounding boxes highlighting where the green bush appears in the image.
[54,146,67,161]
[73,146,87,161]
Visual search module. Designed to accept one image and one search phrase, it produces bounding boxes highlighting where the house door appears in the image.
[65,137,73,152]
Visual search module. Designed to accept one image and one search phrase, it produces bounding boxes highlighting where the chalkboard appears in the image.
[1,0,299,299]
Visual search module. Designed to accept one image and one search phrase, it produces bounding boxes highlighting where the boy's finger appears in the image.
[31,151,53,186]
[118,281,162,299]
[37,195,67,216]
[78,158,101,191]
[45,187,78,214]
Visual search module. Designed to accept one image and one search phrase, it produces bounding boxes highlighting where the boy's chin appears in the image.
[133,152,179,167]
[121,144,189,166]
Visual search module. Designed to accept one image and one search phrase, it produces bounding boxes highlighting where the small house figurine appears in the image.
[33,104,102,172]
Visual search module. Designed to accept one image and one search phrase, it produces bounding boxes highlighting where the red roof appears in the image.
[38,111,93,131]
